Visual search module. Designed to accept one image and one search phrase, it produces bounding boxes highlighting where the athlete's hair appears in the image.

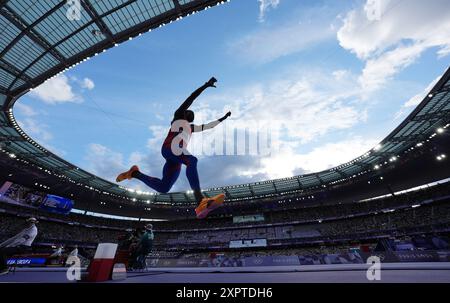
[185,110,195,122]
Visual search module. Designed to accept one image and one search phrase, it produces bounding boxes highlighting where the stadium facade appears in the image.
[0,0,449,221]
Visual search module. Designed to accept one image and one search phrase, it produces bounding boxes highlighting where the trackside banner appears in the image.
[359,251,450,263]
[147,251,450,268]
[7,257,47,266]
[243,256,300,267]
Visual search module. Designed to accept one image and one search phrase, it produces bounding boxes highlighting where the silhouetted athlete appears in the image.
[116,77,231,218]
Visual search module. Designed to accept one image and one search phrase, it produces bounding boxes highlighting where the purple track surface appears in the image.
[1,263,450,283]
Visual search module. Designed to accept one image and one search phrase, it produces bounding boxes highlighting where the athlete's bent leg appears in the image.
[132,161,181,193]
[180,155,204,202]
[162,148,204,202]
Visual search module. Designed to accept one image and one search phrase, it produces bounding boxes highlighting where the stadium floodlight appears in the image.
[437,154,446,161]
[374,164,380,170]
[373,144,382,151]
[437,128,444,134]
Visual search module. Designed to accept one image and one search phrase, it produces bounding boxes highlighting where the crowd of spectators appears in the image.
[2,179,449,233]
[141,180,450,231]
[1,198,449,252]
[179,245,365,260]
[0,213,124,245]
[0,201,141,230]
[160,201,450,247]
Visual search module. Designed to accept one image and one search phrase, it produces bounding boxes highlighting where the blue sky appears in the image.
[14,0,450,193]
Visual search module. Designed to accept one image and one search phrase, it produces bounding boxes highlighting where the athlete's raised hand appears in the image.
[206,77,217,88]
[176,78,217,114]
[219,111,231,122]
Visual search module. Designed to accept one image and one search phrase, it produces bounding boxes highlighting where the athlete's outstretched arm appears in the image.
[175,77,217,115]
[192,111,231,133]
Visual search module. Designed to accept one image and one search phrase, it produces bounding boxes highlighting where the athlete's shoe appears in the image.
[195,193,225,219]
[116,165,139,182]
[195,199,212,216]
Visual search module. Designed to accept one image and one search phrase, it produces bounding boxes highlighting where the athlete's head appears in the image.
[184,110,195,122]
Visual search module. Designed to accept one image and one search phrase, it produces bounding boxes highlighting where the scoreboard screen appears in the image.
[233,214,265,224]
[0,181,73,215]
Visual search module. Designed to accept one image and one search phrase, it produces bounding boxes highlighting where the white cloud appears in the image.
[404,76,440,108]
[258,0,280,22]
[338,0,450,59]
[15,103,51,141]
[163,68,372,188]
[147,125,169,152]
[17,117,53,142]
[84,143,165,191]
[256,137,378,179]
[30,75,79,104]
[14,102,68,156]
[174,155,265,190]
[14,103,37,117]
[229,7,336,64]
[337,0,450,93]
[192,68,366,145]
[81,78,95,90]
[84,144,133,182]
[358,42,425,93]
[394,75,441,120]
[437,44,450,58]
[29,74,96,104]
[84,144,127,183]
[191,137,378,188]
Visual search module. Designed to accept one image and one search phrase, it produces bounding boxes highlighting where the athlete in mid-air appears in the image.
[116,77,231,219]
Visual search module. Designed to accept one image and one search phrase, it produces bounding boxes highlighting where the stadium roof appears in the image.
[1,0,450,207]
